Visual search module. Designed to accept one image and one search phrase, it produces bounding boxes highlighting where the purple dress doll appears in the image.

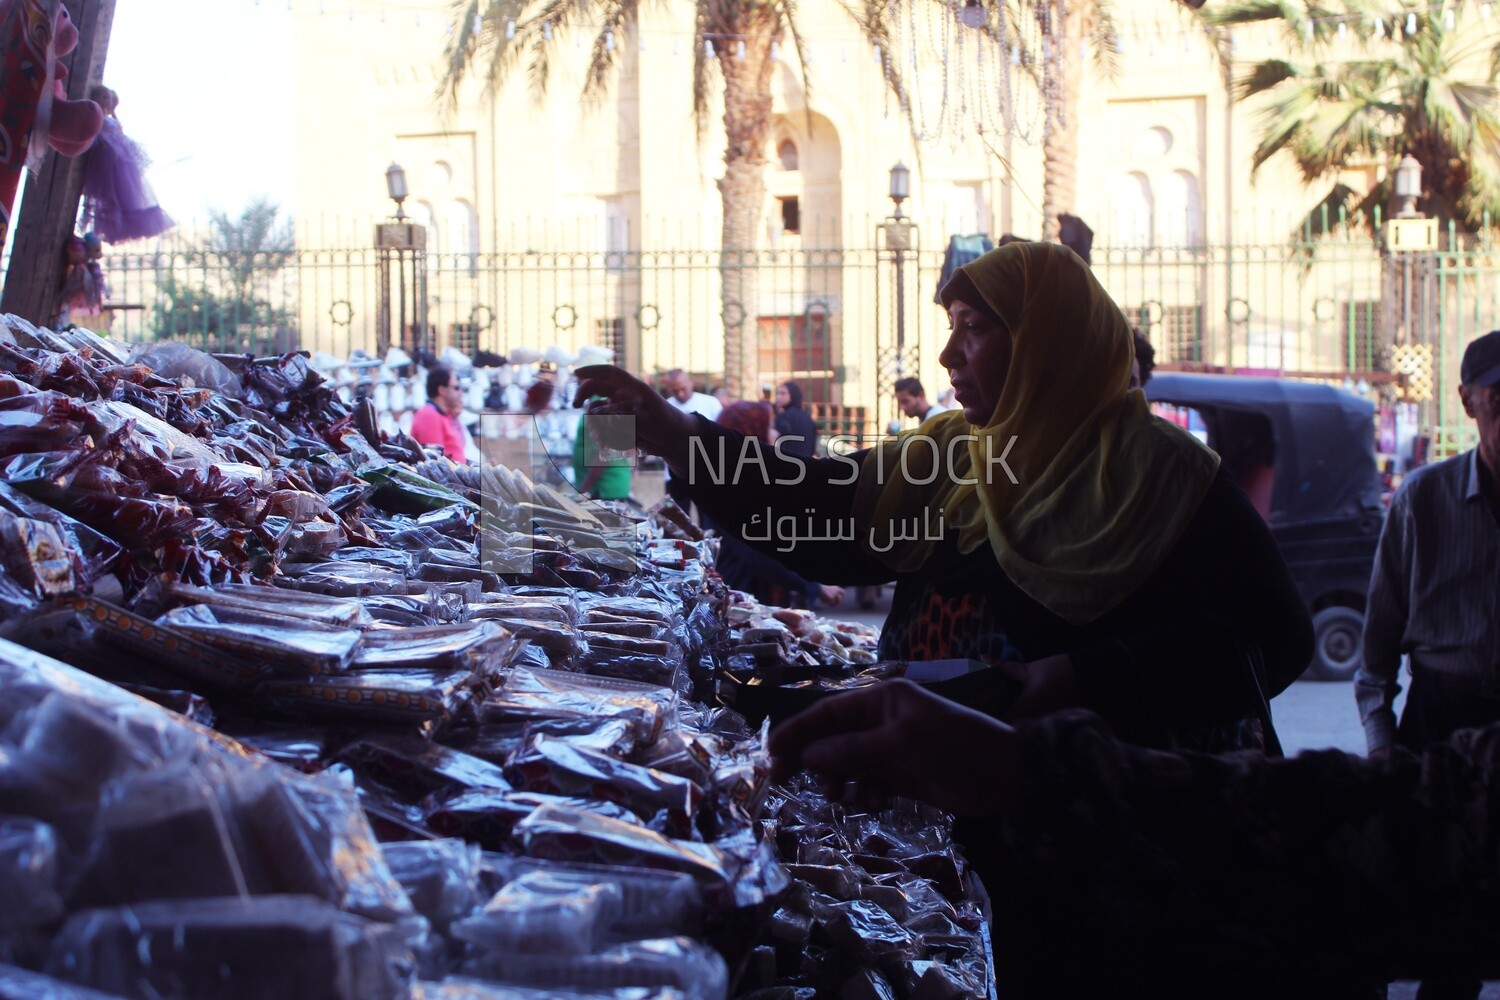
[81,86,173,244]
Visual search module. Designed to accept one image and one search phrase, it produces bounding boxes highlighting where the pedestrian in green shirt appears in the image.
[572,398,633,500]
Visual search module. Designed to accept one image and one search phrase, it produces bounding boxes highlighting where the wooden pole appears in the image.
[0,0,117,325]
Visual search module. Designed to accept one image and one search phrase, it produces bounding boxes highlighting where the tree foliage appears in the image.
[155,200,298,352]
[1199,0,1500,232]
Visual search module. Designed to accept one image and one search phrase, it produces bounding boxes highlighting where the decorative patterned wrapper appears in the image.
[256,667,476,725]
[48,593,264,691]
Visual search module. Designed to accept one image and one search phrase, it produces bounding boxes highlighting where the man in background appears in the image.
[662,368,722,517]
[894,377,949,424]
[1356,330,1500,1000]
[409,364,466,459]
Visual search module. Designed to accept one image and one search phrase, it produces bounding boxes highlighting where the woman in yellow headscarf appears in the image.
[575,241,1312,752]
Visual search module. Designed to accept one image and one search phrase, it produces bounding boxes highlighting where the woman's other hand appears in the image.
[769,679,1025,816]
[573,365,695,458]
[993,654,1078,722]
[818,584,845,607]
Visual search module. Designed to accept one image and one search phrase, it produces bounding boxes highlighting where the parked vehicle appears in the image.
[1146,374,1386,681]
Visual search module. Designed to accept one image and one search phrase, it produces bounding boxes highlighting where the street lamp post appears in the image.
[375,163,428,357]
[879,163,918,435]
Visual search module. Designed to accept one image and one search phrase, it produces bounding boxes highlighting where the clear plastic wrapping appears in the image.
[45,895,411,1000]
[484,668,678,747]
[353,622,517,679]
[255,667,477,726]
[483,857,705,943]
[335,734,513,802]
[381,839,482,928]
[505,735,702,837]
[452,869,623,956]
[0,817,64,932]
[168,581,371,628]
[515,805,789,910]
[156,603,363,674]
[460,935,727,999]
[0,963,126,1000]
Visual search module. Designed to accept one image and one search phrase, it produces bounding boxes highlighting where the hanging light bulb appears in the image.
[1485,3,1494,20]
[605,28,614,50]
[1337,19,1347,37]
[1010,43,1021,64]
[1373,16,1385,37]
[1444,7,1455,28]
[542,20,552,39]
[874,43,882,63]
[958,0,986,30]
[1406,11,1417,33]
[471,11,481,33]
[506,19,515,39]
[1302,18,1314,39]
[705,37,714,58]
[738,39,746,58]
[771,39,781,60]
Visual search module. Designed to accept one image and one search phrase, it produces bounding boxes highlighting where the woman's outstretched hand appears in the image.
[768,678,1026,817]
[573,365,696,462]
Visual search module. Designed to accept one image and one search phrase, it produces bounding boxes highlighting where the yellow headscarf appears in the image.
[854,241,1220,625]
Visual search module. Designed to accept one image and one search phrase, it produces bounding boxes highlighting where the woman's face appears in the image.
[775,385,791,409]
[939,299,1013,424]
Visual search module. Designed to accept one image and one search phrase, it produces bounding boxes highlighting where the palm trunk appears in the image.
[716,31,775,399]
[1040,0,1085,243]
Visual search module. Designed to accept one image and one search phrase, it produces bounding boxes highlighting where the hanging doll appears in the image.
[56,234,99,326]
[80,85,173,243]
[0,0,106,243]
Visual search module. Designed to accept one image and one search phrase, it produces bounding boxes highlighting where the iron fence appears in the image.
[44,230,1497,452]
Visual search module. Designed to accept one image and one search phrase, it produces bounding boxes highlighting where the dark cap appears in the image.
[1462,330,1500,387]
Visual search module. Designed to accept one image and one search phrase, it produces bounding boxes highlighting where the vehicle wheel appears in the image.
[1308,606,1364,682]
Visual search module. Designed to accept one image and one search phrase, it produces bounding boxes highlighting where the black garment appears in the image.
[1398,671,1500,751]
[773,406,819,458]
[679,415,1313,750]
[967,711,1500,999]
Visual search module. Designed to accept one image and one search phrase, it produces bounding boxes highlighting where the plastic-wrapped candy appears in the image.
[335,734,513,803]
[515,805,789,910]
[0,818,64,933]
[483,857,705,944]
[485,668,678,748]
[0,964,127,1000]
[156,603,363,675]
[505,735,703,838]
[44,594,264,692]
[45,895,411,1000]
[423,790,643,851]
[381,839,483,928]
[452,869,623,956]
[255,666,477,727]
[459,934,728,999]
[352,621,517,679]
[167,581,370,628]
[0,483,120,589]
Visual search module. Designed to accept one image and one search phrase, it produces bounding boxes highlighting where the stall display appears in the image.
[0,316,993,999]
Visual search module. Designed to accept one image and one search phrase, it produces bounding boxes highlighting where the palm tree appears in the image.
[1198,0,1500,234]
[1033,0,1121,241]
[442,0,820,398]
[443,0,1002,396]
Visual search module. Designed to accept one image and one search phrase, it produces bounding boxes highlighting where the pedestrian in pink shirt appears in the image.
[409,364,467,459]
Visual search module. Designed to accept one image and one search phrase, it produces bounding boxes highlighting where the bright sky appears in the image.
[106,0,297,222]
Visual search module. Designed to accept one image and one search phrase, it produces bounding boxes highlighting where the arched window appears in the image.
[1161,170,1203,247]
[777,139,799,171]
[445,198,479,256]
[1112,172,1154,248]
